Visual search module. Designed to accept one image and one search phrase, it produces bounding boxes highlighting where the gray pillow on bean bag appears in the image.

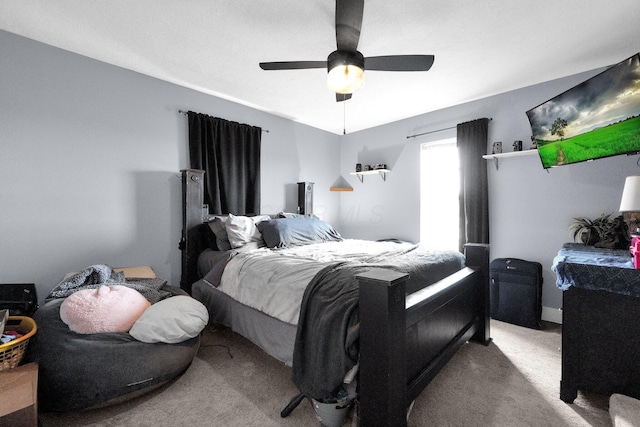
[130,295,208,344]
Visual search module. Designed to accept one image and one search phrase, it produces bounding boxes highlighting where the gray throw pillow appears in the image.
[129,296,209,344]
[208,217,232,251]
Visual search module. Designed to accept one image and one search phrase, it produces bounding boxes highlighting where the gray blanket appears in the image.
[292,262,361,401]
[292,248,465,400]
[46,264,171,304]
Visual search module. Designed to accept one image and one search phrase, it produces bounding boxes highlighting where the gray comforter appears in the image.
[197,240,465,400]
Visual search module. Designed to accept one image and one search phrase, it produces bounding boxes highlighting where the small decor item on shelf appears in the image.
[373,163,387,170]
[355,163,362,172]
[492,142,502,154]
[364,164,372,171]
[513,140,523,151]
[530,135,538,149]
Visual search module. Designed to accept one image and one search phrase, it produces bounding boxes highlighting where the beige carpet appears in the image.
[39,320,611,427]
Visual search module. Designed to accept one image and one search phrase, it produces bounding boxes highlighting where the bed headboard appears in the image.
[180,169,208,293]
[180,168,265,293]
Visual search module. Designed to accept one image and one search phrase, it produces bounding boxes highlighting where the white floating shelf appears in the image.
[483,150,537,170]
[349,169,390,182]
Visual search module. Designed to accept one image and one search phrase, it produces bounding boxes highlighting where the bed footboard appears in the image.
[357,243,490,427]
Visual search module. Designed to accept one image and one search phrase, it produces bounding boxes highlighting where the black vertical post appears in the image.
[297,182,314,216]
[464,243,491,345]
[181,169,205,293]
[560,288,578,403]
[357,269,410,427]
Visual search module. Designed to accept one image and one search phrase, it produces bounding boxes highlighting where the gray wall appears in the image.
[3,29,637,319]
[0,30,340,302]
[336,68,640,321]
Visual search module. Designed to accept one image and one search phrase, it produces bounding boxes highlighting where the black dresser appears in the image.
[553,243,640,402]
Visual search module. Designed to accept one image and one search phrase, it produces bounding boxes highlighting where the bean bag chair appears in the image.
[25,267,206,412]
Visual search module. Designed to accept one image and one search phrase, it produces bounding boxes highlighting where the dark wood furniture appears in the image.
[556,245,640,403]
[180,169,208,294]
[180,169,491,427]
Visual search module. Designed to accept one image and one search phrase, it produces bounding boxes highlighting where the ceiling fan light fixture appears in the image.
[327,64,364,94]
[327,50,365,94]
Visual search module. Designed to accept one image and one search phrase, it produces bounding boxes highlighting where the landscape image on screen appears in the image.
[526,53,640,169]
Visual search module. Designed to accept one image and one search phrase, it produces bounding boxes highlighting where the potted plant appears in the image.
[569,213,613,246]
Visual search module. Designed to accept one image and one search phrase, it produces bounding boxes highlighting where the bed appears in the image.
[180,169,490,426]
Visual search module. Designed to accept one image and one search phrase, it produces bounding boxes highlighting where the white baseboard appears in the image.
[541,306,563,324]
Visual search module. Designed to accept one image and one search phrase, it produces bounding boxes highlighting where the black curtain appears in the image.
[457,118,489,252]
[188,112,261,215]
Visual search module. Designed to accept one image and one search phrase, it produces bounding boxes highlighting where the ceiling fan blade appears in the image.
[335,0,364,52]
[364,55,435,71]
[259,61,327,70]
[336,93,352,102]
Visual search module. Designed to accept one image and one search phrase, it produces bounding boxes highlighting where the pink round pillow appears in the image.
[60,285,151,334]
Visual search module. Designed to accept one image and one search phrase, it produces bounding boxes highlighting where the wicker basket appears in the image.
[0,316,37,371]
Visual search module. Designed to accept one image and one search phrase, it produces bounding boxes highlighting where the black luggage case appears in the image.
[490,258,543,329]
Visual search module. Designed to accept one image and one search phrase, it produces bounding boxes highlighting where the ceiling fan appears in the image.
[259,0,435,102]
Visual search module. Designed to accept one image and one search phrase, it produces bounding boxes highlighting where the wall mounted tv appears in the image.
[526,53,640,169]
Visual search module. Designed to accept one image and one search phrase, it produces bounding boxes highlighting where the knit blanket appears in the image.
[46,264,171,304]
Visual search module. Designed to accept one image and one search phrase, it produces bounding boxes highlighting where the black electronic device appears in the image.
[297,182,314,216]
[526,53,640,169]
[0,283,38,316]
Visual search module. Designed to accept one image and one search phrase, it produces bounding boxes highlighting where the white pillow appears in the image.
[129,296,209,344]
[224,213,269,249]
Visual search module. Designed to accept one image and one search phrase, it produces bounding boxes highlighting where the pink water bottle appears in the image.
[631,236,640,269]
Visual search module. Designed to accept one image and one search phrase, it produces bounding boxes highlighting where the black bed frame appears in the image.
[180,169,491,427]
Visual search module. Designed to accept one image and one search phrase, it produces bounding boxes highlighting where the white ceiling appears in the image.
[1,1,639,135]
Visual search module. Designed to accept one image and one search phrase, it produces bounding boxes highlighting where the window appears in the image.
[420,139,459,251]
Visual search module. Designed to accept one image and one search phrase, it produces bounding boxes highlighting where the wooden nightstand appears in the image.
[0,362,38,427]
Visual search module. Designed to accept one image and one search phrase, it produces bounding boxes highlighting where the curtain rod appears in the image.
[178,110,269,133]
[406,117,492,139]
